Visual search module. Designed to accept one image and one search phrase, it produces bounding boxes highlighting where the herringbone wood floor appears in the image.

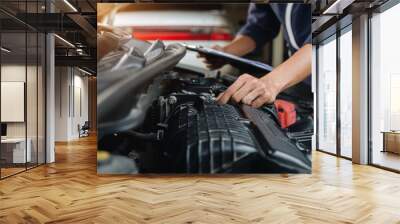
[1,135,400,224]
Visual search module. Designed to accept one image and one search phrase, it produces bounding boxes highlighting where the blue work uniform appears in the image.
[238,3,312,86]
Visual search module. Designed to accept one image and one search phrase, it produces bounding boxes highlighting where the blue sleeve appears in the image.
[303,34,311,46]
[237,3,281,50]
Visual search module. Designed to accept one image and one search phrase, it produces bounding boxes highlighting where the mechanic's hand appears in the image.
[216,74,280,108]
[197,45,227,70]
[97,31,121,60]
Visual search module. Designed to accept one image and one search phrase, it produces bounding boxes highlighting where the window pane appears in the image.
[0,0,46,179]
[318,37,337,154]
[340,29,352,158]
[27,31,38,169]
[371,3,400,171]
[1,30,27,177]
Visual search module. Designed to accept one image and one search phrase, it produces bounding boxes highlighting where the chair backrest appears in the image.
[82,121,90,129]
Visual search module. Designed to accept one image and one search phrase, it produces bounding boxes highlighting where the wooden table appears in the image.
[382,131,400,154]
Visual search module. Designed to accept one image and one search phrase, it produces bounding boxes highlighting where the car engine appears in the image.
[97,38,313,174]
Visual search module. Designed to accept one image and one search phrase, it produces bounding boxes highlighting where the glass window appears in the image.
[1,31,28,177]
[317,37,337,154]
[339,29,352,158]
[27,31,38,169]
[0,1,46,179]
[370,3,400,171]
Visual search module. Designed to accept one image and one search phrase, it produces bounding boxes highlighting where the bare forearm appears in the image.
[261,44,312,92]
[216,44,312,108]
[223,35,257,56]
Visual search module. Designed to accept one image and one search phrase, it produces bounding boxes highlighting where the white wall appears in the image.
[1,65,38,139]
[54,67,89,141]
[71,73,89,138]
[1,65,26,138]
[55,66,69,141]
[1,63,46,164]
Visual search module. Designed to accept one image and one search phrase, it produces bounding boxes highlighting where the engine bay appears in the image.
[97,39,313,174]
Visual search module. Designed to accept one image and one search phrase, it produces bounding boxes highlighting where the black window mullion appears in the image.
[36,0,39,168]
[367,12,373,165]
[44,31,47,164]
[316,44,320,151]
[24,0,28,171]
[336,29,341,157]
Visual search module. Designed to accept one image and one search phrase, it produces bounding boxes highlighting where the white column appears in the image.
[352,14,369,164]
[46,32,55,163]
[54,67,73,141]
[45,0,56,163]
[312,45,317,150]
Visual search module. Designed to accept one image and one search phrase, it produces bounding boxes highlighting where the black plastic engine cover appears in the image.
[97,38,313,174]
[162,99,265,173]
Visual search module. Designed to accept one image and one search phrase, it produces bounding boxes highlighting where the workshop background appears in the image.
[98,3,287,71]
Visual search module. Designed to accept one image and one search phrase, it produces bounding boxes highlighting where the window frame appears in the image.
[316,33,338,156]
[315,16,353,160]
[0,0,48,180]
[367,0,400,173]
[338,24,353,159]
